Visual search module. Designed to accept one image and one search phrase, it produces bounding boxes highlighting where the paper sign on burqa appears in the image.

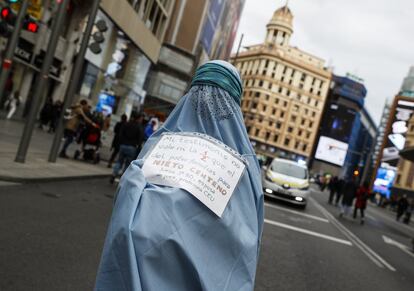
[142,133,247,217]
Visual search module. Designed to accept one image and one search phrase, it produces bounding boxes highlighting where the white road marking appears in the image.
[264,202,329,223]
[383,235,414,259]
[310,197,396,272]
[264,218,352,246]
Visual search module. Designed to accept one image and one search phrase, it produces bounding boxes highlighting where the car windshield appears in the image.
[271,161,308,179]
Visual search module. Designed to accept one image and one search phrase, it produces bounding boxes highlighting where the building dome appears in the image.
[268,5,293,33]
[265,4,294,47]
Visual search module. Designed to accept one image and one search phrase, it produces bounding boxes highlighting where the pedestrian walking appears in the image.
[48,100,63,133]
[39,97,53,130]
[144,119,156,140]
[95,60,264,291]
[5,91,21,119]
[328,176,339,204]
[59,99,96,158]
[334,178,344,206]
[396,194,409,221]
[353,181,371,224]
[339,178,357,217]
[403,199,413,224]
[109,113,144,183]
[107,113,127,168]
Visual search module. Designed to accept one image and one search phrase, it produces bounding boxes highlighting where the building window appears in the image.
[303,144,308,151]
[284,138,290,146]
[278,87,283,93]
[255,128,260,136]
[291,115,297,122]
[274,135,279,142]
[301,119,305,125]
[287,127,293,133]
[259,80,264,87]
[272,108,276,115]
[306,132,311,139]
[309,122,313,127]
[265,132,271,140]
[266,94,270,101]
[255,92,260,98]
[276,122,282,129]
[137,0,172,39]
[283,101,288,107]
[280,111,285,118]
[298,129,302,136]
[252,102,258,109]
[295,141,300,149]
[293,105,299,112]
[268,83,272,90]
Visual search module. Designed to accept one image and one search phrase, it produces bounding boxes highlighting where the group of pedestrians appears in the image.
[327,176,370,224]
[327,176,413,225]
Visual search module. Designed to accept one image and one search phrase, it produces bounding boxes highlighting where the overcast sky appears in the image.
[234,0,414,125]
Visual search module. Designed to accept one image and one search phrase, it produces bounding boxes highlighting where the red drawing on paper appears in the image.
[200,151,209,161]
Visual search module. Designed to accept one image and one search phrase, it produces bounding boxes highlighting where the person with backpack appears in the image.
[354,181,371,224]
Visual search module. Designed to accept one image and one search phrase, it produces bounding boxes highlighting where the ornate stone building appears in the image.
[232,4,332,162]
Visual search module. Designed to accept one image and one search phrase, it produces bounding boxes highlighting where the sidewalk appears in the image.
[0,118,112,182]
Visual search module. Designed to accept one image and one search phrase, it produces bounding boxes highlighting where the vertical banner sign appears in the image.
[142,133,247,217]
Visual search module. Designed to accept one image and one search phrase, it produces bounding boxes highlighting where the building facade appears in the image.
[144,0,245,119]
[0,0,175,120]
[393,114,414,198]
[232,5,331,163]
[311,74,377,181]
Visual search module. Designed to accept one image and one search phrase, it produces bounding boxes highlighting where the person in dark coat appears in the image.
[328,176,339,204]
[107,114,128,168]
[110,113,144,184]
[396,194,409,221]
[48,100,63,133]
[339,178,357,217]
[354,181,370,224]
[39,97,53,130]
[335,178,345,206]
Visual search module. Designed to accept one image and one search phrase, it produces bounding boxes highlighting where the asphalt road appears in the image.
[0,179,413,290]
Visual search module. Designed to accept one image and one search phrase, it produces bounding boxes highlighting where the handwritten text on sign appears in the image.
[142,133,246,217]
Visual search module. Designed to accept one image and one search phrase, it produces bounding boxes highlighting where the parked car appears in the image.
[262,158,310,208]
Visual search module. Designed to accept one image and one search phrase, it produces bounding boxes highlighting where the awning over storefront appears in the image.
[400,146,414,162]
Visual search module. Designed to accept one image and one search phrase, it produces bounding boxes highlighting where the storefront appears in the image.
[79,10,151,119]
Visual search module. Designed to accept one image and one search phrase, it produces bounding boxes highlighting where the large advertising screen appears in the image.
[315,136,349,166]
[315,102,356,166]
[380,98,414,168]
[373,166,396,198]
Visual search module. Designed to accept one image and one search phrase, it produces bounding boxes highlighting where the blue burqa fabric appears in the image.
[95,60,264,291]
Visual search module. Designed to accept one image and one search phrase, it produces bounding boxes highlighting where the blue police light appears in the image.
[7,0,20,3]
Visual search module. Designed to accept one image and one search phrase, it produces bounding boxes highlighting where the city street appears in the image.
[1,179,413,291]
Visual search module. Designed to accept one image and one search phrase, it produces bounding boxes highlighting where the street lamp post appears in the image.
[0,0,30,106]
[48,0,101,163]
[15,0,70,163]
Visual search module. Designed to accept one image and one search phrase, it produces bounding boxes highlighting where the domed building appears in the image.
[232,4,332,163]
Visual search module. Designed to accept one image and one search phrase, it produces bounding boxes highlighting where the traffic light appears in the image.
[89,19,108,54]
[23,15,39,33]
[0,7,16,37]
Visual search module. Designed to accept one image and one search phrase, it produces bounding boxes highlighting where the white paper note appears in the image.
[142,133,246,217]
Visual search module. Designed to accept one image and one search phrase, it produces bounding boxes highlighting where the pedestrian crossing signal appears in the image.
[25,21,38,33]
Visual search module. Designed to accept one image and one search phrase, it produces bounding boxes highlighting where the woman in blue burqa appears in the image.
[95,60,264,291]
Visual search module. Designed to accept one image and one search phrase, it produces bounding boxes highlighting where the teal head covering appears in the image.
[191,60,243,105]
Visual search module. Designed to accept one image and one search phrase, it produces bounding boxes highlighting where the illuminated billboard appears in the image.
[380,98,414,168]
[315,136,349,166]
